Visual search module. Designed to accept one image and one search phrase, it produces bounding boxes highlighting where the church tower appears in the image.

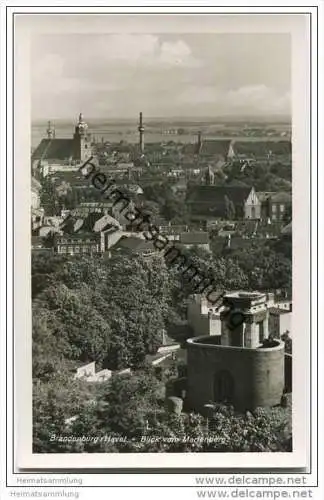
[73,113,90,162]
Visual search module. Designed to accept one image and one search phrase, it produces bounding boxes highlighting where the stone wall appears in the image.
[187,337,285,412]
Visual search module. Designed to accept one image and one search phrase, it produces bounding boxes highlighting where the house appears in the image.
[158,223,188,241]
[268,192,292,222]
[111,235,158,258]
[93,214,122,233]
[179,231,210,251]
[187,294,224,337]
[256,191,292,222]
[71,202,114,217]
[100,228,133,253]
[186,185,261,220]
[74,362,112,383]
[55,233,100,255]
[268,306,292,339]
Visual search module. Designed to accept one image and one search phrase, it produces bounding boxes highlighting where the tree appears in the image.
[33,374,99,452]
[95,370,165,439]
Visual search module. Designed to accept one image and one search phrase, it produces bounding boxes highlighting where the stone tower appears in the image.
[73,113,90,162]
[220,292,269,348]
[186,291,285,411]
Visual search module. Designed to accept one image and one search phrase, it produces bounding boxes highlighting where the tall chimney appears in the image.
[138,112,144,154]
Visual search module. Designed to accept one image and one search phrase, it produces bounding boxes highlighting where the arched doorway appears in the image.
[214,370,235,403]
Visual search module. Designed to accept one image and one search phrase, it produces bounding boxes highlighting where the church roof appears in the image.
[187,185,252,205]
[199,140,232,157]
[182,140,232,157]
[232,140,291,157]
[32,138,75,161]
[186,185,253,217]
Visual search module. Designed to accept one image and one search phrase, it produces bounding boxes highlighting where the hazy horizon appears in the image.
[32,115,292,124]
[32,32,291,121]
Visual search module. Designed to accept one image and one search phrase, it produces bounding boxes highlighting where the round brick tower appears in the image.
[186,291,285,412]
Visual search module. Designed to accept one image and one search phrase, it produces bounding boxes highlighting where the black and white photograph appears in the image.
[6,9,317,477]
[30,27,295,455]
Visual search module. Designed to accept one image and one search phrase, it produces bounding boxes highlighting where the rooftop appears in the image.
[180,231,209,245]
[268,307,291,315]
[270,192,292,203]
[232,140,291,156]
[32,138,75,161]
[187,185,252,205]
[113,235,156,253]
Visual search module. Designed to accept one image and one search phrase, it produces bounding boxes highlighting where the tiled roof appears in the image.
[32,139,75,161]
[93,214,121,232]
[281,222,292,235]
[232,140,291,156]
[113,236,155,253]
[270,192,292,203]
[187,186,252,205]
[256,191,276,202]
[199,140,232,157]
[187,185,252,217]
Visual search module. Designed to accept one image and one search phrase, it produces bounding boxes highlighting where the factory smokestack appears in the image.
[138,112,144,154]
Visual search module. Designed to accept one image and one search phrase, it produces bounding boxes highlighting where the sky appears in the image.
[31,33,291,120]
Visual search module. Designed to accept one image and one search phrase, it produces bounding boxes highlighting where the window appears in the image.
[280,204,285,212]
[272,214,277,221]
[272,205,277,212]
